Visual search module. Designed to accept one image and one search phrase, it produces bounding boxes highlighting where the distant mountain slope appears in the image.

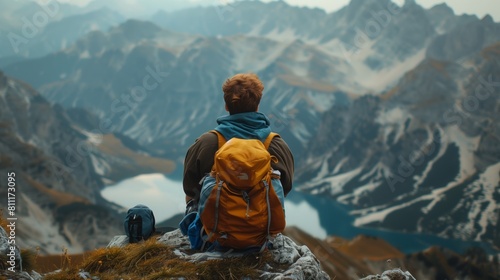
[0,4,125,65]
[425,3,478,34]
[0,70,117,253]
[152,0,327,39]
[152,0,437,69]
[427,15,500,61]
[0,71,175,254]
[285,226,499,279]
[3,19,353,159]
[296,43,500,250]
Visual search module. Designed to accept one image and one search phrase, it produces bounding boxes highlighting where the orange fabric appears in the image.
[215,138,271,187]
[201,132,286,249]
[200,178,286,249]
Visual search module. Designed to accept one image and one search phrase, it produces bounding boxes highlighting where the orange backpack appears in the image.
[199,130,286,250]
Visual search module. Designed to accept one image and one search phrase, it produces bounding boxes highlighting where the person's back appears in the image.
[181,73,294,251]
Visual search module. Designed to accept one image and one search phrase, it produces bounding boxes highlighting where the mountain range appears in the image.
[0,0,125,66]
[0,70,174,253]
[0,0,499,261]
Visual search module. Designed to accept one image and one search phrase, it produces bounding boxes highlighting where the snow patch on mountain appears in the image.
[90,154,111,176]
[265,27,298,43]
[462,162,500,241]
[350,181,382,205]
[19,193,84,254]
[332,157,349,174]
[352,195,431,227]
[446,125,480,177]
[301,166,364,196]
[229,38,287,72]
[305,90,338,112]
[351,48,427,92]
[80,50,91,59]
[377,107,409,144]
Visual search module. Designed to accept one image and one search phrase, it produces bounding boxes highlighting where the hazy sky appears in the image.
[281,0,499,20]
[53,0,500,21]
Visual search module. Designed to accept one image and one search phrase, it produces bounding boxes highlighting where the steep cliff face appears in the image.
[425,3,478,34]
[0,71,175,254]
[427,16,500,61]
[0,71,121,253]
[0,71,103,203]
[296,43,500,250]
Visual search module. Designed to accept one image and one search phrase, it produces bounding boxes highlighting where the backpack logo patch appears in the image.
[237,172,249,180]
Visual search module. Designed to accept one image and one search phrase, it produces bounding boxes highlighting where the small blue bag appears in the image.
[124,204,156,243]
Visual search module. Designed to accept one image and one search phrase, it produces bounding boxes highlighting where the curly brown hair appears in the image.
[222,73,264,115]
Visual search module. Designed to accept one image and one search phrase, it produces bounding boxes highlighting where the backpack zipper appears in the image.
[242,191,250,219]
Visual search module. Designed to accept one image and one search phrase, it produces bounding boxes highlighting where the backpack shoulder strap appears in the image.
[210,130,279,150]
[263,132,280,150]
[210,130,226,149]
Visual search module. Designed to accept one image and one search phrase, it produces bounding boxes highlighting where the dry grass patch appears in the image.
[45,238,276,279]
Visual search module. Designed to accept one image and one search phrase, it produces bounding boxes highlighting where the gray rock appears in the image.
[0,228,41,279]
[106,230,330,279]
[106,235,129,248]
[0,226,22,271]
[157,228,191,249]
[266,234,330,280]
[360,268,416,280]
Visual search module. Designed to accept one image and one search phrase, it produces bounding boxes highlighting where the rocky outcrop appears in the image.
[108,229,331,279]
[0,71,119,254]
[426,16,500,61]
[425,3,477,34]
[3,225,497,279]
[0,226,42,280]
[360,269,416,280]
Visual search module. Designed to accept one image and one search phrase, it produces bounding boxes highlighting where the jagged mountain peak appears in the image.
[346,0,391,9]
[403,0,417,7]
[426,14,500,61]
[342,0,393,20]
[482,14,494,23]
[112,19,163,35]
[425,2,479,34]
[429,2,455,15]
